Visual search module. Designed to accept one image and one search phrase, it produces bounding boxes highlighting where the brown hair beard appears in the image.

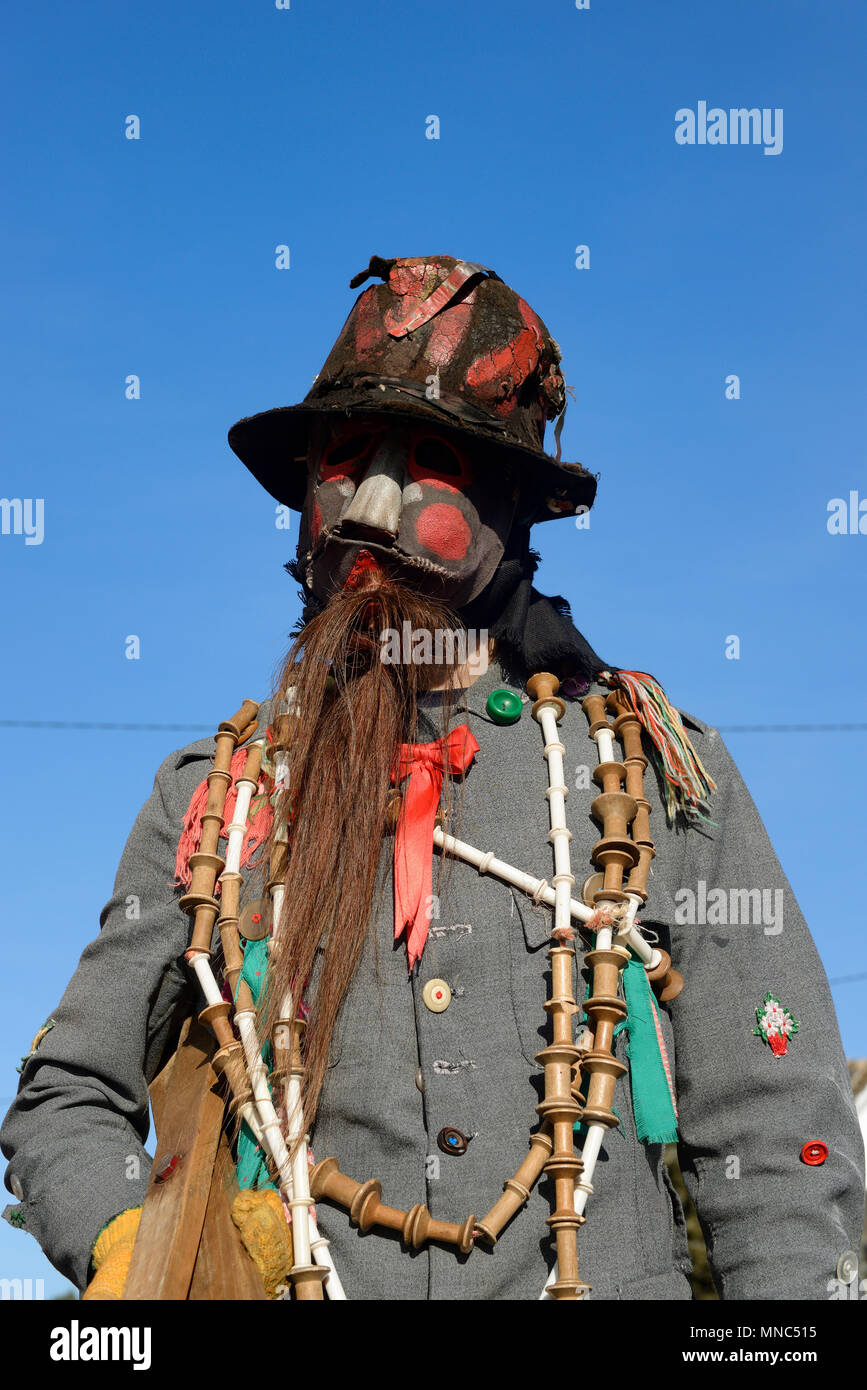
[258,569,469,1147]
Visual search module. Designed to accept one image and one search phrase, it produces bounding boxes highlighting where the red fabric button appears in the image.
[800,1141,828,1166]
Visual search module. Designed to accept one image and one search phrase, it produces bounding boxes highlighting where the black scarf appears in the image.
[286,524,609,689]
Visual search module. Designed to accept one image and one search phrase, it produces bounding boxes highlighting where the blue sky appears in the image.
[1,0,865,1296]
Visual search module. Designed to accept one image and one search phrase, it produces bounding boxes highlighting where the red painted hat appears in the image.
[228,254,597,525]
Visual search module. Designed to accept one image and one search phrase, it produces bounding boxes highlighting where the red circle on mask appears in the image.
[415,503,472,561]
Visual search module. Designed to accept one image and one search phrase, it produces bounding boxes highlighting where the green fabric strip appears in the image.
[235,938,277,1191]
[621,956,678,1144]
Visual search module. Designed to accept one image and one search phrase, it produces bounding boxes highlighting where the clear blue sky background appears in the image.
[1,1,865,1296]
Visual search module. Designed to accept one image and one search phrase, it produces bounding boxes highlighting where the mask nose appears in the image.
[339,433,406,542]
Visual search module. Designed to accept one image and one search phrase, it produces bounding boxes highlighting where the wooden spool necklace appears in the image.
[181,672,684,1301]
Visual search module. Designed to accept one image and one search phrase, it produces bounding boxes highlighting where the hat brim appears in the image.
[228,387,597,523]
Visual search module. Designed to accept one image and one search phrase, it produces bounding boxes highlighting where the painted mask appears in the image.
[296,415,519,608]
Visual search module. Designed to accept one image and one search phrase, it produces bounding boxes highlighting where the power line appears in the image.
[718,723,867,734]
[0,720,210,732]
[1,719,866,735]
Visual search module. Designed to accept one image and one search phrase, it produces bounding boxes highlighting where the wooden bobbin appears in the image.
[474,1126,554,1245]
[606,691,644,765]
[220,698,260,745]
[590,834,638,902]
[266,838,288,896]
[581,699,639,905]
[217,876,245,995]
[626,843,655,901]
[217,743,262,1001]
[237,741,263,794]
[279,1015,309,1132]
[592,760,628,796]
[290,1265,329,1301]
[577,944,630,1129]
[180,701,259,957]
[309,1157,476,1255]
[525,671,566,723]
[198,1000,235,1051]
[657,969,685,1003]
[269,711,295,753]
[212,1040,251,1104]
[605,690,685,1000]
[271,1015,293,1082]
[534,942,584,1300]
[581,692,610,739]
[184,898,223,957]
[590,789,637,841]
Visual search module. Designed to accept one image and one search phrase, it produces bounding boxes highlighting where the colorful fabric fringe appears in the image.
[173,746,274,889]
[600,668,716,823]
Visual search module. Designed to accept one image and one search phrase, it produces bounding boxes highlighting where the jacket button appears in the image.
[415,1066,425,1093]
[836,1250,859,1285]
[486,689,523,725]
[437,1127,469,1156]
[422,979,452,1013]
[800,1140,828,1166]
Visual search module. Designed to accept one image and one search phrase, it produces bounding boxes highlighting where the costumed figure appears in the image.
[3,254,864,1301]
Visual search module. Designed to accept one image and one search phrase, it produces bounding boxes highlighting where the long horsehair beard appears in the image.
[257,574,468,1147]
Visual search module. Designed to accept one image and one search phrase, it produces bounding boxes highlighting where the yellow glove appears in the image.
[231,1188,293,1299]
[82,1207,143,1301]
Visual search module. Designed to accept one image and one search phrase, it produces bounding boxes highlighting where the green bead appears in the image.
[486,688,523,725]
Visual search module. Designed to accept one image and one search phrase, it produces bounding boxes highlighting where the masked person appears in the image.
[2,255,864,1302]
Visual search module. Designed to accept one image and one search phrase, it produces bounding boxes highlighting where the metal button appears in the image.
[415,1066,425,1094]
[422,978,452,1013]
[437,1127,469,1156]
[836,1250,859,1285]
[800,1140,828,1166]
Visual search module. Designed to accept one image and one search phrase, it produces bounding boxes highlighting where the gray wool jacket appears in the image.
[2,654,864,1299]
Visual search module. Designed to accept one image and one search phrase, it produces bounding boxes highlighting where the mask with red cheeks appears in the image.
[296,415,519,607]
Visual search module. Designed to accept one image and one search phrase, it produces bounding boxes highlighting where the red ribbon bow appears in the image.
[390,725,479,969]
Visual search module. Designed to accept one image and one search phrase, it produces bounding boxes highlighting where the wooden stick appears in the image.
[188,1133,269,1300]
[123,1017,225,1300]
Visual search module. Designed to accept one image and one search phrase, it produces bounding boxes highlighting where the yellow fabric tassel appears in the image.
[82,1206,142,1301]
[231,1188,294,1299]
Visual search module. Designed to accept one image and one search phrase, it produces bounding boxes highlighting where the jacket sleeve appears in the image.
[666,720,864,1299]
[0,748,199,1291]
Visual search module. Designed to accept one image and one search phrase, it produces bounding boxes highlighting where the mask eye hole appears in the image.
[319,432,374,480]
[413,438,463,476]
[409,437,472,491]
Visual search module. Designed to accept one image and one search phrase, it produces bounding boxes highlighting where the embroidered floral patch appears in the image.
[754,993,799,1056]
